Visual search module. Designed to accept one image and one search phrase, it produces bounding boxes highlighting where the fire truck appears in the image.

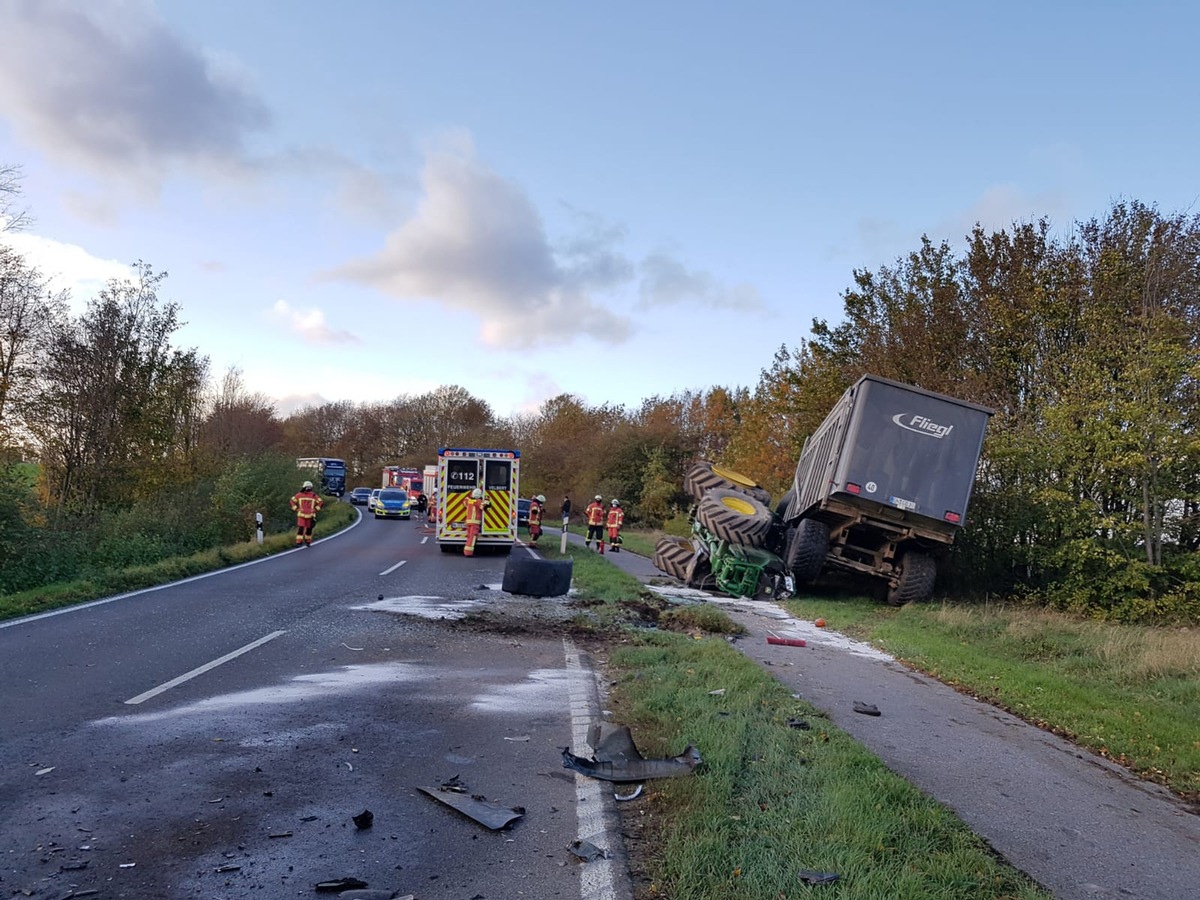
[382,466,423,492]
[435,448,519,554]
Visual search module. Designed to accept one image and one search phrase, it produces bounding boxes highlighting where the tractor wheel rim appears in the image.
[711,464,757,488]
[720,496,756,515]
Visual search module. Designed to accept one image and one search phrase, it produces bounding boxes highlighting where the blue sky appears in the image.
[1,1,1197,417]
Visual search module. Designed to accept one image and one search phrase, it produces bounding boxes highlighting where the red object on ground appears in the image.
[766,635,806,648]
[814,618,827,628]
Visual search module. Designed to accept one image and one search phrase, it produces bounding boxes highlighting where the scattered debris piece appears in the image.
[852,701,881,716]
[268,831,293,838]
[503,735,531,742]
[561,723,702,784]
[766,631,806,647]
[345,762,354,771]
[337,891,413,900]
[300,814,319,822]
[118,862,136,868]
[786,718,811,730]
[35,767,55,776]
[314,876,368,892]
[569,839,610,862]
[814,618,827,628]
[208,797,224,803]
[60,860,89,871]
[798,869,840,885]
[215,864,242,873]
[342,642,365,651]
[439,774,466,792]
[418,783,525,830]
[614,784,644,801]
[707,688,726,696]
[352,809,374,829]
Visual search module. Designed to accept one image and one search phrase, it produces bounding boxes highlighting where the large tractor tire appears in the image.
[653,536,695,581]
[683,461,772,506]
[502,556,573,597]
[695,489,773,547]
[785,518,829,583]
[886,552,937,606]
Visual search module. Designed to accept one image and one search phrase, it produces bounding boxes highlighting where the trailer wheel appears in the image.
[695,489,773,547]
[683,461,771,506]
[886,552,937,605]
[502,556,573,597]
[653,536,695,581]
[785,518,829,583]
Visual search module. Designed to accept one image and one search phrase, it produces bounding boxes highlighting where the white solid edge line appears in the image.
[125,630,287,705]
[0,509,363,631]
[563,637,621,900]
[379,559,408,576]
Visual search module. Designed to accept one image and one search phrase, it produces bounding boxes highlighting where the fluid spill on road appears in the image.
[351,595,485,619]
[470,667,571,713]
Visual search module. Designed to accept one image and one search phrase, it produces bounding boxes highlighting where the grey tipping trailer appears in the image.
[780,375,992,604]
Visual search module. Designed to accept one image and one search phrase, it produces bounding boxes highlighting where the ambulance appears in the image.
[435,447,520,554]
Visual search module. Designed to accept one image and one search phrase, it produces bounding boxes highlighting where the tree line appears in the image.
[2,166,1196,620]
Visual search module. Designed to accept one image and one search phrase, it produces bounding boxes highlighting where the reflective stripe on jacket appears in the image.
[607,508,623,529]
[291,491,324,518]
[585,502,605,526]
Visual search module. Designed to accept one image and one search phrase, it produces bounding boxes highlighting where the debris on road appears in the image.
[707,688,726,696]
[268,830,293,838]
[503,735,531,742]
[418,783,525,830]
[336,891,413,899]
[561,723,701,784]
[352,809,374,829]
[852,701,881,716]
[314,876,368,892]
[767,631,807,647]
[569,839,611,862]
[215,864,242,873]
[786,718,811,730]
[35,766,55,776]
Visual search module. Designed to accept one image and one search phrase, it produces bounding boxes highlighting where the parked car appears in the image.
[349,487,373,506]
[374,488,412,519]
[517,497,531,526]
[368,488,382,513]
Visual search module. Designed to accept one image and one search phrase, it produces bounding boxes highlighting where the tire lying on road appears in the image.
[653,536,695,581]
[695,488,773,547]
[502,556,573,597]
[683,460,772,506]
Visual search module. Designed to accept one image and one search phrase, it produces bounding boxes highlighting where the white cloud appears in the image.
[0,229,129,308]
[936,183,1074,240]
[267,299,360,346]
[328,141,634,349]
[0,0,269,190]
[638,251,763,311]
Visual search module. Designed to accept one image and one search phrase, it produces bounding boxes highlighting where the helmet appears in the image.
[595,494,602,501]
[536,495,546,503]
[302,481,313,490]
[611,499,620,506]
[471,488,483,498]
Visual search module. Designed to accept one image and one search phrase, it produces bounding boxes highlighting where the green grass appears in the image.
[607,631,1049,899]
[0,501,357,622]
[783,593,1200,799]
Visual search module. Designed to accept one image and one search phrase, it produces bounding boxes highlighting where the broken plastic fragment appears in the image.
[786,718,811,730]
[35,767,55,776]
[314,876,368,892]
[561,723,701,784]
[798,869,840,885]
[569,839,610,862]
[418,785,525,830]
[352,809,374,829]
[852,701,881,716]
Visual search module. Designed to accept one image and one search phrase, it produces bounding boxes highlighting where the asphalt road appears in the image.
[0,512,630,900]
[588,534,1200,900]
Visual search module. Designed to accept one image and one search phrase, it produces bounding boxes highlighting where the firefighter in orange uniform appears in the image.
[606,499,624,552]
[528,494,545,546]
[464,487,490,556]
[585,494,606,553]
[290,480,324,547]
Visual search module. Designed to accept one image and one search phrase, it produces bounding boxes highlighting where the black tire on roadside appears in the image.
[695,488,773,547]
[785,518,830,583]
[886,551,937,606]
[653,536,695,581]
[683,461,772,506]
[501,556,574,597]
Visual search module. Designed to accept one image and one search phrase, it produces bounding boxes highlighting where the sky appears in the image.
[1,0,1197,418]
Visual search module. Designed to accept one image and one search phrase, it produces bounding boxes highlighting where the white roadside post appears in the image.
[255,511,264,545]
[560,515,569,554]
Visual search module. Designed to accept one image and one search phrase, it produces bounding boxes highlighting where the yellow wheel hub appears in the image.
[712,464,757,489]
[719,495,757,515]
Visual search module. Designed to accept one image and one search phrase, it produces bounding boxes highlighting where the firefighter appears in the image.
[528,494,545,546]
[464,487,490,557]
[585,494,606,552]
[606,498,624,552]
[290,480,324,547]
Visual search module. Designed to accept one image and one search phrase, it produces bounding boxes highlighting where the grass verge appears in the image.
[0,501,358,622]
[784,592,1200,800]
